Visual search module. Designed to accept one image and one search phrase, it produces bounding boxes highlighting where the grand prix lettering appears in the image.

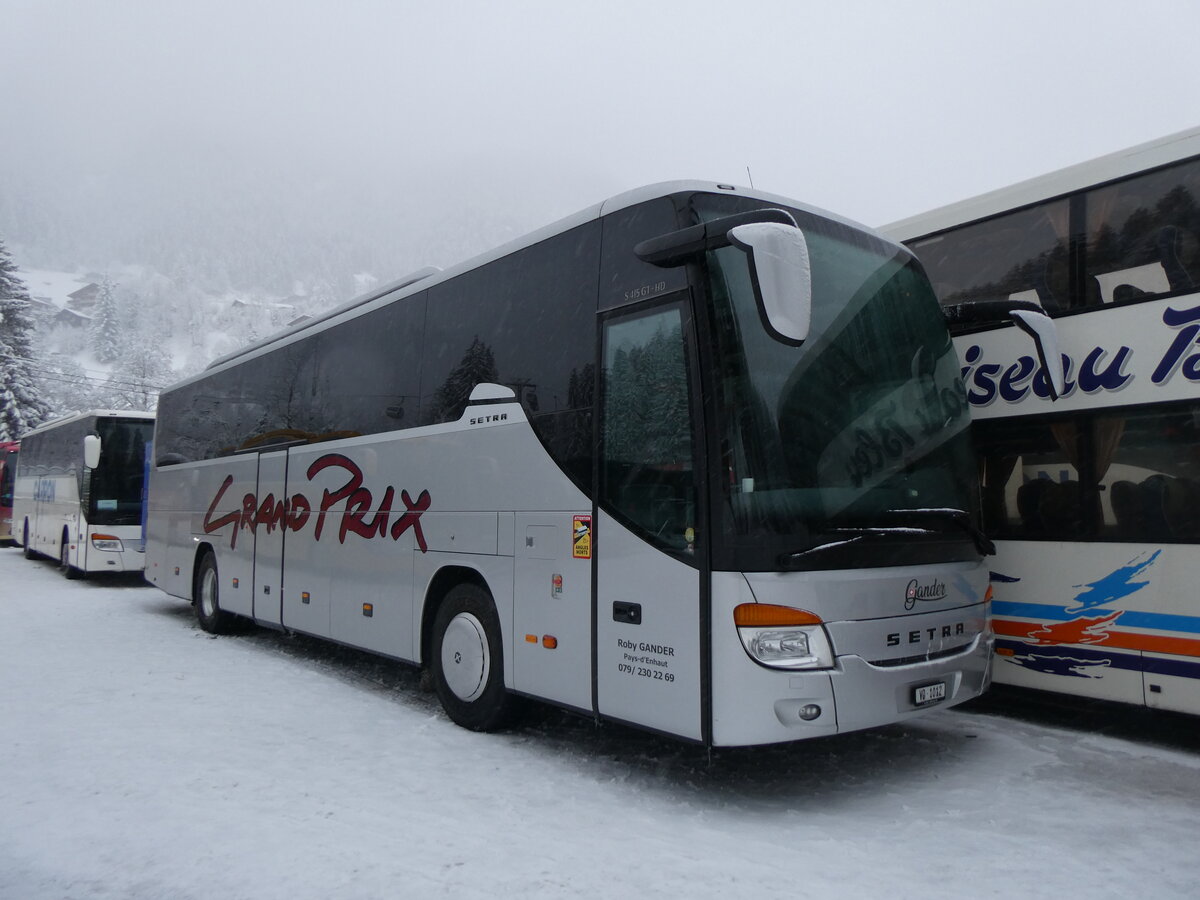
[203,453,431,552]
[960,300,1200,407]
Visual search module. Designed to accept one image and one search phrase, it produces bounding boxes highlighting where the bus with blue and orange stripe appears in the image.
[884,127,1200,715]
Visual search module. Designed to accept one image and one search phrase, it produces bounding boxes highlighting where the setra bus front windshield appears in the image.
[698,197,979,572]
[88,419,153,526]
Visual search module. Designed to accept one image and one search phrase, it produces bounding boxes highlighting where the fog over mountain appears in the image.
[0,133,609,296]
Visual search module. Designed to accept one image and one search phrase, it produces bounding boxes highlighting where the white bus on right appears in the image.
[884,127,1200,716]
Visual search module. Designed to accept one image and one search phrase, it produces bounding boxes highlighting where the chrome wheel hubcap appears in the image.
[441,612,489,702]
[200,568,218,618]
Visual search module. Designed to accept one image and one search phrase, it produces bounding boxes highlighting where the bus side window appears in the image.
[911,200,1070,316]
[975,402,1200,544]
[1084,157,1200,306]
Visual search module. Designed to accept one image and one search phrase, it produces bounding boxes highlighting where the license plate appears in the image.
[913,682,946,706]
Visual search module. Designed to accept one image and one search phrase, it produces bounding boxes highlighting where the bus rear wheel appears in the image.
[59,531,80,579]
[194,551,236,634]
[22,521,37,560]
[431,583,514,732]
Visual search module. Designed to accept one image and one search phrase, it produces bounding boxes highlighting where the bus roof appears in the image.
[882,125,1200,242]
[199,180,883,377]
[20,410,155,440]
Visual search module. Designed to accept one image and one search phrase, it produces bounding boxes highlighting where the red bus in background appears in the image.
[0,441,17,546]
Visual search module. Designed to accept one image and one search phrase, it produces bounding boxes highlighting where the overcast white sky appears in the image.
[4,0,1200,265]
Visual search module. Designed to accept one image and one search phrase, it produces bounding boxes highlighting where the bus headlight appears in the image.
[91,534,125,552]
[734,603,835,670]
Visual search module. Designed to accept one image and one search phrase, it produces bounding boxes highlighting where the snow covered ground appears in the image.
[2,547,1198,900]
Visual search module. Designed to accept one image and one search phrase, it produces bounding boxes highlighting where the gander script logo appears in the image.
[905,578,947,610]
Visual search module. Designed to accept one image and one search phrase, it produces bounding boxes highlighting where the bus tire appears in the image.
[22,521,37,560]
[431,582,514,732]
[194,551,236,634]
[60,531,80,580]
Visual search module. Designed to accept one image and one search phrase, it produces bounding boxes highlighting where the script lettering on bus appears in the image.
[33,479,56,503]
[958,300,1200,407]
[960,343,1132,406]
[202,452,431,552]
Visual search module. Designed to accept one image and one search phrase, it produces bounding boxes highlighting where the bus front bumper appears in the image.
[710,631,993,747]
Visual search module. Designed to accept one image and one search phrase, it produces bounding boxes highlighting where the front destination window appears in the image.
[698,198,980,572]
[87,418,154,527]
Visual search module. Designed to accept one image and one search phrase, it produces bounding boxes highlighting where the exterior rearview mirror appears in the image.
[728,222,812,344]
[83,434,102,470]
[1009,309,1067,400]
[947,300,1067,401]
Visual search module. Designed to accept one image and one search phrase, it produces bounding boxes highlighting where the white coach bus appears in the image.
[885,128,1200,716]
[148,182,1000,746]
[15,410,155,577]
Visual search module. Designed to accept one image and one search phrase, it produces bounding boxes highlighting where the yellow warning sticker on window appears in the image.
[572,515,592,559]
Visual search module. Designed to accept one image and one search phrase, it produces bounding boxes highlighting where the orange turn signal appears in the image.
[542,635,558,649]
[733,603,822,627]
[984,584,995,603]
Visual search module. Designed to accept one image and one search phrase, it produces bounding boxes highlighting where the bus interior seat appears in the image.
[1161,475,1200,541]
[1156,225,1195,292]
[1017,479,1054,535]
[1036,481,1090,538]
[1110,480,1144,538]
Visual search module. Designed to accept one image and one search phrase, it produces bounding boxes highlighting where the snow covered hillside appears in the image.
[2,548,1198,899]
[14,263,344,416]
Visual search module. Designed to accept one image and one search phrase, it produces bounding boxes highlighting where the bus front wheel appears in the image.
[22,521,36,560]
[194,551,236,634]
[431,583,514,732]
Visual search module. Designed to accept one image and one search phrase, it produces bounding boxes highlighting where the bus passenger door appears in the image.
[594,300,704,741]
[252,450,287,627]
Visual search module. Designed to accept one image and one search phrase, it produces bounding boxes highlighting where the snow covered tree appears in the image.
[90,276,122,363]
[102,339,173,411]
[36,354,100,417]
[0,236,51,439]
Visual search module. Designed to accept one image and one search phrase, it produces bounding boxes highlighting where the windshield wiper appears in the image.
[882,508,995,556]
[777,527,932,567]
[776,511,994,568]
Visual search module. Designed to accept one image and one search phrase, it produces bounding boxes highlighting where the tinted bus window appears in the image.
[910,199,1072,313]
[421,222,599,485]
[1084,157,1200,305]
[975,401,1200,543]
